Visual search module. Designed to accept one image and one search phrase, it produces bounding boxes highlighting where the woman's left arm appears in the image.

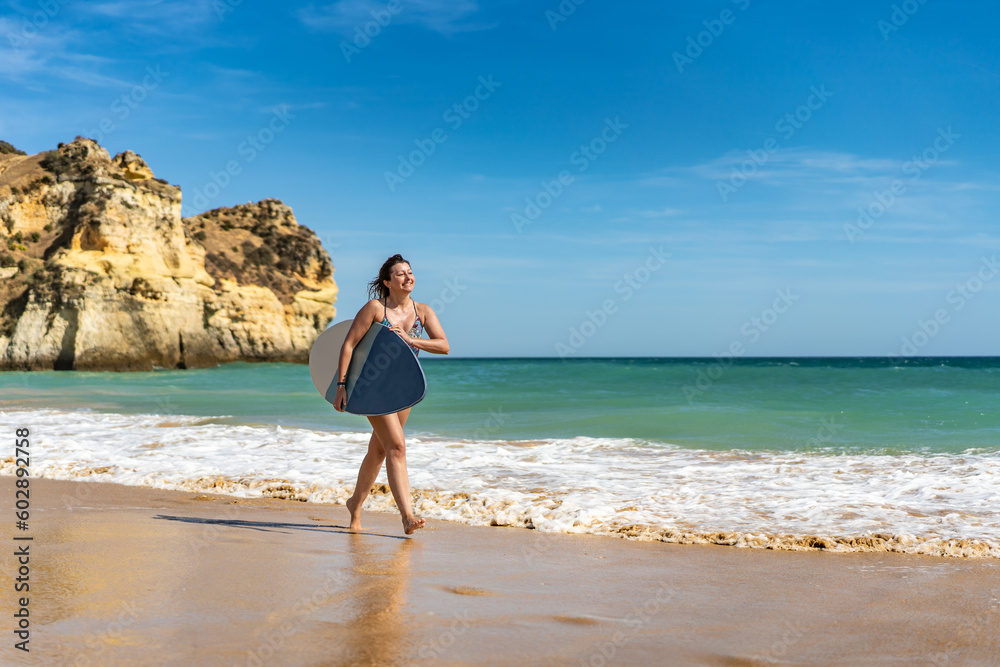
[411,303,449,355]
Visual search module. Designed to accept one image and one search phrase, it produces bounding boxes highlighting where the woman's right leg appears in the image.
[346,432,386,531]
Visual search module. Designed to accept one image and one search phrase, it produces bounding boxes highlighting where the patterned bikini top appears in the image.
[381,298,423,356]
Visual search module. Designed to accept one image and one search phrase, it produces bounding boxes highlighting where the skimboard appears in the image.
[309,319,427,416]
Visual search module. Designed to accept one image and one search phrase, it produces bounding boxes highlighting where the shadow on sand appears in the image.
[152,514,409,540]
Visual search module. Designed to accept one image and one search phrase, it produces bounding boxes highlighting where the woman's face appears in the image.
[383,262,414,294]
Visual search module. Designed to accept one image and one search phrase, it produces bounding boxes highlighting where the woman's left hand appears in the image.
[389,324,420,350]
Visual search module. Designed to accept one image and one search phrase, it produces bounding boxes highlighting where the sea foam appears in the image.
[3,407,999,558]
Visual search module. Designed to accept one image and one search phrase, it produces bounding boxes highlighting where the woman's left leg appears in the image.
[366,408,424,534]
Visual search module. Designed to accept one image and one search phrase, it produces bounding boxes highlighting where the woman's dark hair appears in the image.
[367,254,410,300]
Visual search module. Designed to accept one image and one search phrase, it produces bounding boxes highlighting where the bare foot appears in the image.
[402,516,425,535]
[346,497,362,531]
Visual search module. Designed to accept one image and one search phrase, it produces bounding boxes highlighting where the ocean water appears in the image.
[2,357,999,557]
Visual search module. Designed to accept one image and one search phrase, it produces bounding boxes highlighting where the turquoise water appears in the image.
[4,357,999,553]
[2,357,997,454]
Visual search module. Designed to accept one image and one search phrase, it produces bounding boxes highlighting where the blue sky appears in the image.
[2,0,998,357]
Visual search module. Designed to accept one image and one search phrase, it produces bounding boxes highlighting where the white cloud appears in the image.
[676,148,910,184]
[78,0,221,31]
[0,18,134,88]
[662,148,971,195]
[256,101,327,114]
[298,0,494,36]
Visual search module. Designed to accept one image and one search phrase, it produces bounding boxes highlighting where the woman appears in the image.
[334,254,449,535]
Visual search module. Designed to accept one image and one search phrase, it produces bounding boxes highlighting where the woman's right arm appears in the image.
[334,301,379,412]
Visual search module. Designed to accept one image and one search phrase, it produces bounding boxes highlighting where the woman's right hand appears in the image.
[334,385,347,412]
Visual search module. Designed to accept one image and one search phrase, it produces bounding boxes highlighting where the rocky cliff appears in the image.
[0,137,337,371]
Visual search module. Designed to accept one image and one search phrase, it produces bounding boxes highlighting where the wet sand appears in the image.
[1,477,997,666]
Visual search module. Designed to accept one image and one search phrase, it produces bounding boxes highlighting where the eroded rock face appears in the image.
[111,150,155,181]
[0,137,337,371]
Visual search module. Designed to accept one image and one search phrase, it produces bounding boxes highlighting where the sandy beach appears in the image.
[0,477,996,666]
